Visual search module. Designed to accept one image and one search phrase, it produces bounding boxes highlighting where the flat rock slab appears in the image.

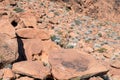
[49,49,108,80]
[16,28,50,40]
[12,61,50,79]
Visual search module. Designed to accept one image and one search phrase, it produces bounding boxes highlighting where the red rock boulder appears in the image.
[0,33,18,66]
[0,13,16,38]
[12,61,50,79]
[49,49,108,80]
[22,39,43,60]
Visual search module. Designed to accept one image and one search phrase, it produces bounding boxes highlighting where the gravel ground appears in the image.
[1,0,120,80]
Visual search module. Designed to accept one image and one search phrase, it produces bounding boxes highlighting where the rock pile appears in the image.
[0,0,120,80]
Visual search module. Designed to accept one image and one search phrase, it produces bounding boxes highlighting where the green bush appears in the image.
[13,7,24,13]
[97,48,107,53]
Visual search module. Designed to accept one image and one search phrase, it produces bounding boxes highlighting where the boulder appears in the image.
[16,28,50,40]
[0,33,18,66]
[19,11,37,28]
[49,49,108,80]
[9,12,26,30]
[12,61,50,79]
[22,39,43,60]
[22,39,60,62]
[0,14,16,38]
[40,40,60,64]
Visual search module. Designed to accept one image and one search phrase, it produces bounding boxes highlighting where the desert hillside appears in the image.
[0,0,120,80]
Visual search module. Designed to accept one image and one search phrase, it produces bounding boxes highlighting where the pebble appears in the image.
[47,12,54,18]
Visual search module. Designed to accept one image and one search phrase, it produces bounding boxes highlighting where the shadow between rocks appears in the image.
[16,37,27,62]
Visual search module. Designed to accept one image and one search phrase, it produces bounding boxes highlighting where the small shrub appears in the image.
[51,35,57,41]
[97,48,107,53]
[65,6,71,12]
[54,12,59,16]
[13,7,24,13]
[57,31,63,35]
[51,35,61,43]
[74,19,81,26]
[0,78,2,80]
[0,55,4,60]
[98,33,102,37]
[70,26,74,29]
[117,36,120,40]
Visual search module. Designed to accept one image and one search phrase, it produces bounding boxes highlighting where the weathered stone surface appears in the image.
[3,68,15,79]
[15,74,21,79]
[16,77,34,80]
[89,77,103,80]
[41,40,61,51]
[12,61,50,79]
[19,11,37,28]
[111,75,120,80]
[110,59,120,69]
[22,39,60,62]
[22,39,43,60]
[9,12,26,30]
[0,0,119,79]
[108,67,120,78]
[49,49,108,80]
[0,68,15,80]
[0,33,18,65]
[0,14,16,38]
[0,69,4,79]
[40,40,60,64]
[16,28,50,40]
[47,12,55,18]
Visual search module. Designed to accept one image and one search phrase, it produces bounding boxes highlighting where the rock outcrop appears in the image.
[0,0,120,80]
[0,33,18,67]
[49,49,108,79]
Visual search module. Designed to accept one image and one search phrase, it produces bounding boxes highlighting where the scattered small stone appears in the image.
[47,12,54,18]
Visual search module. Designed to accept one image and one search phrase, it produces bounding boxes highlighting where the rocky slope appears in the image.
[0,0,120,80]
